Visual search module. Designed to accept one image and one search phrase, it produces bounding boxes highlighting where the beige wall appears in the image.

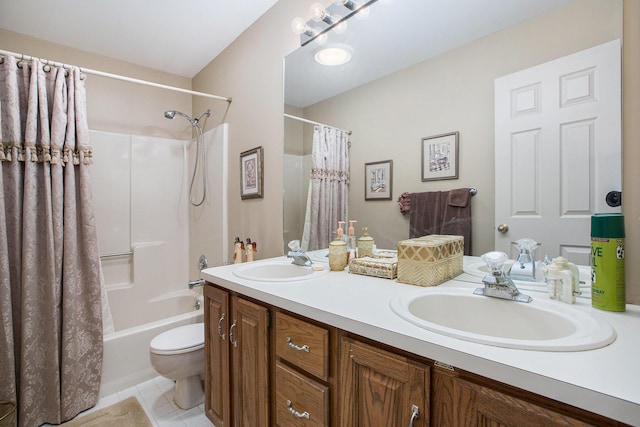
[0,29,192,140]
[191,0,307,260]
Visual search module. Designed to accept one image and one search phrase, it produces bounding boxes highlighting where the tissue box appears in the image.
[396,235,464,287]
[349,256,398,279]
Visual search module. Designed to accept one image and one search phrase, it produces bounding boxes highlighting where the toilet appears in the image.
[149,323,205,409]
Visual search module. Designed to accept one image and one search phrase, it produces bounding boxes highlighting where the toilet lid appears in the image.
[150,323,204,354]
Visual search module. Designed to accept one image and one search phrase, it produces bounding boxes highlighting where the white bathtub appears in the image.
[99,291,204,397]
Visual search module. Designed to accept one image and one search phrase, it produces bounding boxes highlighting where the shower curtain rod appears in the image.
[284,113,352,135]
[0,49,232,102]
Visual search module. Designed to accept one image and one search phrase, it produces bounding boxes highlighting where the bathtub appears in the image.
[99,290,204,397]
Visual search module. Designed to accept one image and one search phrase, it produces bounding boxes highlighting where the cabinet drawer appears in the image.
[275,361,329,427]
[275,312,329,381]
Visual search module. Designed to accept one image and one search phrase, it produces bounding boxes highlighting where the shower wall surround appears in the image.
[91,130,189,331]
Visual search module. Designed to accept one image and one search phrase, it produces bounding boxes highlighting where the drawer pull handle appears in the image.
[286,337,310,352]
[408,404,419,427]
[286,400,310,419]
[217,314,226,340]
[229,320,238,347]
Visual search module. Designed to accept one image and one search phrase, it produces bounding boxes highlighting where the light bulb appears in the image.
[333,18,347,34]
[291,17,308,35]
[355,5,370,20]
[310,3,327,22]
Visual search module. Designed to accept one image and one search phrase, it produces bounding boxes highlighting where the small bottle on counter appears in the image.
[245,238,256,262]
[233,237,244,264]
[348,220,358,256]
[358,226,375,258]
[329,228,348,271]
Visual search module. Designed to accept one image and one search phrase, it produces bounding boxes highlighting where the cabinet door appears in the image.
[453,377,592,427]
[339,337,429,427]
[204,285,231,427]
[231,297,270,427]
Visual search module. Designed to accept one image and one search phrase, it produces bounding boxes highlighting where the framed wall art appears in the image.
[240,146,263,199]
[365,160,393,200]
[421,131,459,181]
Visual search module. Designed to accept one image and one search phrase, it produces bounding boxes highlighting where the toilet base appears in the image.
[174,375,204,409]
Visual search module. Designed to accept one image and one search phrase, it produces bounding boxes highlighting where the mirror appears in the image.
[284,0,622,256]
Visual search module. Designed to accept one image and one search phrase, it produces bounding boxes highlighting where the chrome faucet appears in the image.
[507,238,542,282]
[189,278,205,289]
[474,251,532,303]
[287,240,313,267]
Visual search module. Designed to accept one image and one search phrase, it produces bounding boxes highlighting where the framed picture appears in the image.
[421,131,459,181]
[365,160,393,201]
[240,146,263,199]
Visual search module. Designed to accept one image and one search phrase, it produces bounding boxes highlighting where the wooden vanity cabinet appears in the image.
[204,282,624,427]
[431,366,622,427]
[204,285,269,427]
[274,311,334,426]
[339,336,430,427]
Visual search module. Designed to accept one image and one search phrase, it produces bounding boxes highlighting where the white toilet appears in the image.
[149,323,205,409]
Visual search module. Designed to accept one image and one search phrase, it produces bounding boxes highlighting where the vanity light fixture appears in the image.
[314,44,353,66]
[292,0,379,46]
[291,17,316,37]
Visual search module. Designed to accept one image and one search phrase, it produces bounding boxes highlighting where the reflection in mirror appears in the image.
[284,0,622,257]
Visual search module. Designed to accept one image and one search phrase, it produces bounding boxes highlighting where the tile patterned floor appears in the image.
[54,376,212,426]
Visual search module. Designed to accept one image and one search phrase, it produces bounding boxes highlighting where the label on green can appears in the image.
[591,237,625,312]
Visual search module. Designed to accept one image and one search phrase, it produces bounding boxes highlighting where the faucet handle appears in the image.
[288,240,301,252]
[481,251,508,275]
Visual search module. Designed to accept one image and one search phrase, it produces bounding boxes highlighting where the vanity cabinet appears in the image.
[204,285,269,427]
[274,311,333,426]
[431,366,620,427]
[204,281,624,427]
[339,336,430,427]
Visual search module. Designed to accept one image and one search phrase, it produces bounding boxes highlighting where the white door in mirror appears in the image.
[494,39,622,265]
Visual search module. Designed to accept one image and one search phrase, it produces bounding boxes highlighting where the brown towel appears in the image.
[447,188,470,207]
[409,188,472,255]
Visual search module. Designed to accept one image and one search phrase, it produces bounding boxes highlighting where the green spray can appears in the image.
[591,213,625,312]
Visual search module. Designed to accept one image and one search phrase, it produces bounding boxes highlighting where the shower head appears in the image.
[164,109,211,129]
[164,110,193,122]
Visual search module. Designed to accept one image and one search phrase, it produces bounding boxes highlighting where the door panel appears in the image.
[495,40,621,265]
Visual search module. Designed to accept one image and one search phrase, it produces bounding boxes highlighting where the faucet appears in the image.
[189,278,205,289]
[474,251,532,303]
[507,238,543,282]
[287,240,313,267]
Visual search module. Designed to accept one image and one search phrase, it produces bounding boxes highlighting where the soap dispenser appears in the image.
[357,226,375,258]
[546,257,578,304]
[329,228,348,271]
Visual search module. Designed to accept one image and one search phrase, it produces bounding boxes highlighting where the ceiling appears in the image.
[0,0,279,77]
[285,0,572,108]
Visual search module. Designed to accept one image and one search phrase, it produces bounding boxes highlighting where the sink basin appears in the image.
[390,288,615,351]
[233,260,330,282]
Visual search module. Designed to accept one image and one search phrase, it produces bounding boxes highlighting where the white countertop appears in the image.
[202,256,640,425]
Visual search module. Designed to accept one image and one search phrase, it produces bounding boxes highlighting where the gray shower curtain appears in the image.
[0,56,102,426]
[302,125,350,251]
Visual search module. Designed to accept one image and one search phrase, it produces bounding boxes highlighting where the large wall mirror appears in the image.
[283,0,622,259]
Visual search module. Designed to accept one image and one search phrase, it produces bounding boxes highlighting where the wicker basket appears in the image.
[397,235,464,287]
[349,256,398,279]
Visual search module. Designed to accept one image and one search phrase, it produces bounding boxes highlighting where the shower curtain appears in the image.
[302,125,350,251]
[0,56,103,426]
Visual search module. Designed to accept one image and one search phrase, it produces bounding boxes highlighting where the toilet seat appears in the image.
[150,323,204,355]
